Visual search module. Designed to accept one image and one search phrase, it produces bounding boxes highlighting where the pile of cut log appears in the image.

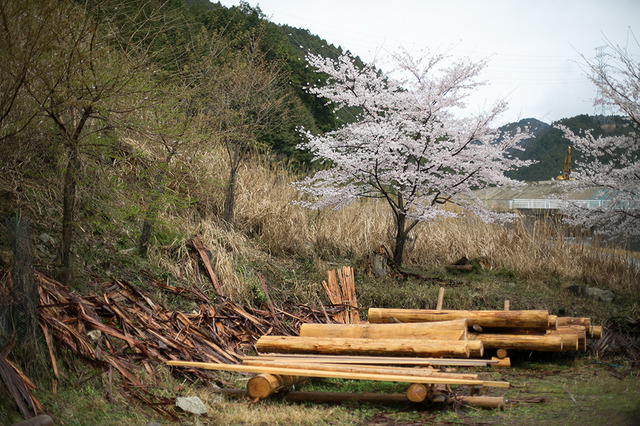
[168,268,603,410]
[367,308,602,358]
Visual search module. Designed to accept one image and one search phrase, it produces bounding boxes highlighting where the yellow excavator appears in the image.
[555,146,573,180]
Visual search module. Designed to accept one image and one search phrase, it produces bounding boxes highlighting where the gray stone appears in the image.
[12,415,54,426]
[39,233,55,245]
[583,286,614,303]
[176,396,208,415]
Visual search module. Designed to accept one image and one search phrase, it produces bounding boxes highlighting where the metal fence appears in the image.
[507,198,605,210]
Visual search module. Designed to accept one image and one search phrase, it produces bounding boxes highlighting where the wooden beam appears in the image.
[242,360,480,380]
[436,287,445,310]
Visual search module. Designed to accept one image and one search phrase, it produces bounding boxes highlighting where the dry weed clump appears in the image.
[222,155,637,294]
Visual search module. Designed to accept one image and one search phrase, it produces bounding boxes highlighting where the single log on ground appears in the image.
[468,333,578,352]
[450,395,506,410]
[299,319,467,341]
[281,391,409,404]
[247,374,306,399]
[367,308,550,330]
[256,336,474,358]
[491,356,511,368]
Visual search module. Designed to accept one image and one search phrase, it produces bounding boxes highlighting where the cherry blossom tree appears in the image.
[557,37,640,239]
[294,50,530,266]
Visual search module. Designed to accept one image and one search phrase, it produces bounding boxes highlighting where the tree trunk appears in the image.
[138,182,163,257]
[138,216,154,257]
[223,164,238,227]
[60,147,79,283]
[393,210,407,266]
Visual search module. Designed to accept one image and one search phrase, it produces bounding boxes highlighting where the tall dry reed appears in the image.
[150,148,638,300]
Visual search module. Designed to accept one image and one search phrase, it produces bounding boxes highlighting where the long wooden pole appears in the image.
[243,354,497,367]
[242,360,480,380]
[368,308,550,329]
[299,319,468,341]
[166,360,509,388]
[256,336,475,358]
[221,388,506,408]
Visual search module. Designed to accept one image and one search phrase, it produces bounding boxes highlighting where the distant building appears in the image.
[475,181,608,215]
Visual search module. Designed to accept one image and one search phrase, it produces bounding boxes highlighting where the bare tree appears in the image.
[195,34,289,226]
[16,0,171,280]
[0,0,59,139]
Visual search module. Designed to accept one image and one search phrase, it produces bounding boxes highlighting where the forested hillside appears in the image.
[503,115,632,182]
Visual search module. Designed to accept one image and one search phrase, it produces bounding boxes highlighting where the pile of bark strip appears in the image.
[17,271,333,420]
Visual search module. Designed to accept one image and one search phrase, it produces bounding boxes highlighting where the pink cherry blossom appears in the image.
[294,50,531,266]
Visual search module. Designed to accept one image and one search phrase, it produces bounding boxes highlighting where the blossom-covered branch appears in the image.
[294,50,531,266]
[557,36,640,238]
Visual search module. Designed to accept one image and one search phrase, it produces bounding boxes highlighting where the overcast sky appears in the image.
[215,0,640,125]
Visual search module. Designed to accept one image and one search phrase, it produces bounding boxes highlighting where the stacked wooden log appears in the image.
[367,308,602,356]
[209,317,510,409]
[217,306,602,409]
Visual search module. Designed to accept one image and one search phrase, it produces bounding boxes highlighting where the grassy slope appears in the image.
[1,143,639,424]
[1,259,638,425]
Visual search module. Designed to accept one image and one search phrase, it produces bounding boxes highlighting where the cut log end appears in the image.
[406,383,428,403]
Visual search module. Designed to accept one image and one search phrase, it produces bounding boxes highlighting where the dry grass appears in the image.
[139,146,639,300]
[2,128,636,301]
[214,153,637,296]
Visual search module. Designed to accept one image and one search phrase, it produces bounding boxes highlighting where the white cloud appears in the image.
[217,0,640,124]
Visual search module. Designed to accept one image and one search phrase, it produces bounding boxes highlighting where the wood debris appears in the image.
[321,266,359,324]
[29,270,329,419]
[0,348,43,419]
